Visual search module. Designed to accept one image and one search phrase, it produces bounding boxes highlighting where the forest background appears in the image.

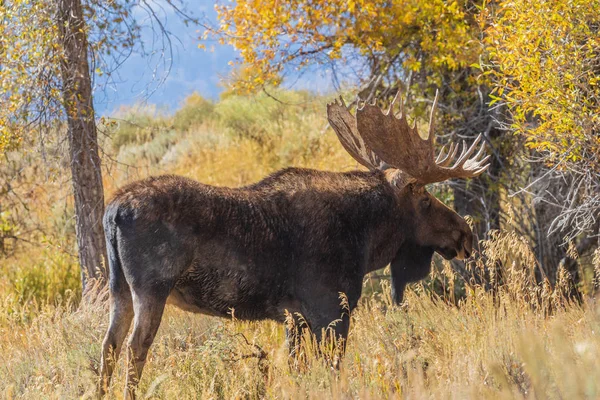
[0,0,599,397]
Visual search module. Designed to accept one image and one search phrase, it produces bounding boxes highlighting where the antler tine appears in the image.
[451,134,482,169]
[327,94,384,171]
[465,153,492,171]
[453,140,468,166]
[435,145,448,164]
[471,139,487,162]
[464,157,491,177]
[435,143,458,167]
[447,143,460,165]
[474,162,491,175]
[356,95,365,110]
[447,134,491,179]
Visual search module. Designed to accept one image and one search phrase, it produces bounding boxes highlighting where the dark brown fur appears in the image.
[99,167,472,398]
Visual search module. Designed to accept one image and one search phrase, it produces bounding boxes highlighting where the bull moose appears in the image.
[99,91,489,398]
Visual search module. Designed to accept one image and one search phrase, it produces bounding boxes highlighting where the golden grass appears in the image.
[1,262,599,399]
[1,92,599,399]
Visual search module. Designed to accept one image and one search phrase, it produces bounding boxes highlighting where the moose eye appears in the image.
[421,197,431,209]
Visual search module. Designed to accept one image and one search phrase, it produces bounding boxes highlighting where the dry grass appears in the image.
[1,91,599,399]
[1,257,599,399]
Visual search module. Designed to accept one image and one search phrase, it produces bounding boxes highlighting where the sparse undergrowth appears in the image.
[1,264,599,399]
[1,229,599,399]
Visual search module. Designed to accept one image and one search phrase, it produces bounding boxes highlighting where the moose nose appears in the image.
[454,230,473,260]
[464,247,471,258]
[461,233,474,259]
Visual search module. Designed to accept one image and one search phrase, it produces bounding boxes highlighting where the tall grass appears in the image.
[1,234,598,398]
[1,90,598,399]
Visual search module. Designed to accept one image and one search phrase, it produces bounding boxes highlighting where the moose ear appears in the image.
[390,242,434,304]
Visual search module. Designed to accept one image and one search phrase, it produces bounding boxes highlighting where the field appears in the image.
[1,91,599,399]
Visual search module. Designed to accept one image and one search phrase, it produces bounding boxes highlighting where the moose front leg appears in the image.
[286,309,351,354]
[284,312,305,360]
[391,243,435,305]
[391,279,408,305]
[311,312,350,369]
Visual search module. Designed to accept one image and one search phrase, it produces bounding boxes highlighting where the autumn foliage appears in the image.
[0,1,600,397]
[214,0,599,168]
[214,0,482,93]
[212,0,600,242]
[0,1,61,152]
[487,0,600,166]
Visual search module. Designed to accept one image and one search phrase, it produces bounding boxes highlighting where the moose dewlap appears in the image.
[98,91,489,399]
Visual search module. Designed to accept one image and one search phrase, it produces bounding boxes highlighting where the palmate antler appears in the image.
[326,97,385,170]
[326,90,490,185]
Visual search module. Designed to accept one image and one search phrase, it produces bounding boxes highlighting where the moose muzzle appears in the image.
[455,230,474,260]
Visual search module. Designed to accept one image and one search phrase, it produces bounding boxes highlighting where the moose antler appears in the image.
[327,90,490,184]
[326,97,384,170]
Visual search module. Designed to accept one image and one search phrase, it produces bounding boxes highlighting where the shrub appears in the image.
[110,104,170,149]
[2,249,81,310]
[214,89,319,142]
[116,129,179,168]
[173,92,215,132]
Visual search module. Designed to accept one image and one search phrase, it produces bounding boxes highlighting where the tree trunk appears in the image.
[533,195,565,280]
[57,0,107,291]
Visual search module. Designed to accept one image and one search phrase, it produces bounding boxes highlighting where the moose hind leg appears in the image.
[123,288,169,400]
[99,283,133,396]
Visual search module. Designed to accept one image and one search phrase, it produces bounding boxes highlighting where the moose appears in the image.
[99,91,489,398]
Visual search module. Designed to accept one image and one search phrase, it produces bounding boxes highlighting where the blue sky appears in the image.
[93,1,234,115]
[93,0,340,116]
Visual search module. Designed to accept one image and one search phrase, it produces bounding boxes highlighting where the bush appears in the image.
[173,92,215,132]
[110,104,170,149]
[2,249,81,310]
[117,129,179,168]
[214,89,319,142]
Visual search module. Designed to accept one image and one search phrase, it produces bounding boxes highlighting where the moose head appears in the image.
[327,91,490,302]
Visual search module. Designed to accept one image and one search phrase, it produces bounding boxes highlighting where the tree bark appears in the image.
[533,194,565,280]
[57,0,107,291]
